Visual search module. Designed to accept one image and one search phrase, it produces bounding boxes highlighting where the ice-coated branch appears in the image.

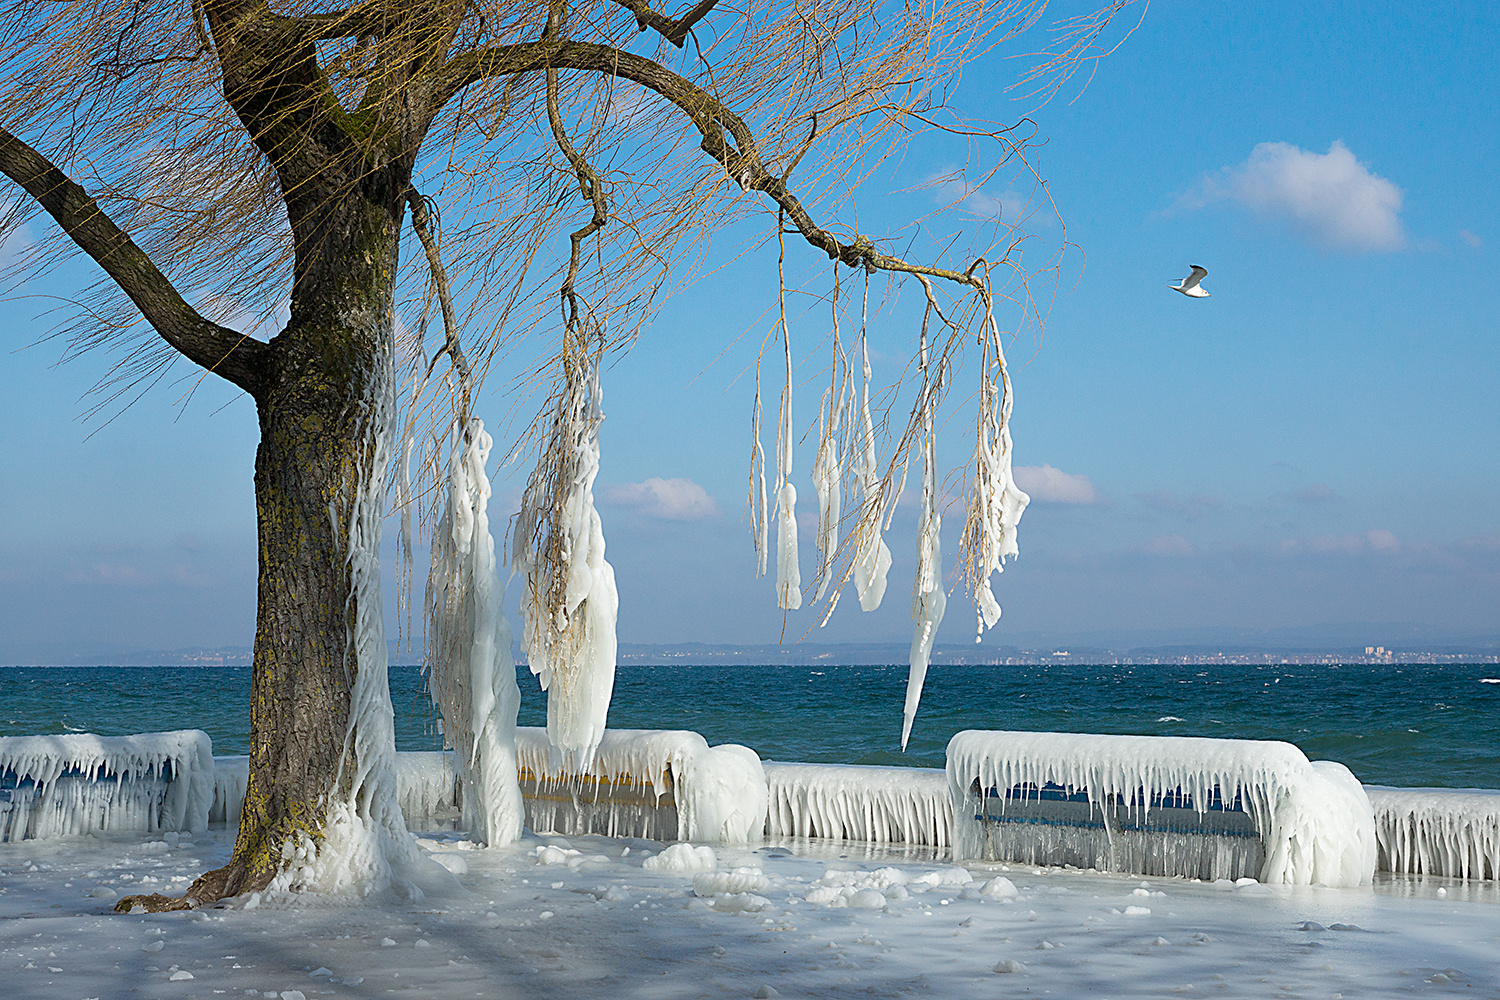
[0,126,267,394]
[772,219,802,612]
[902,302,947,751]
[810,269,848,608]
[850,276,893,612]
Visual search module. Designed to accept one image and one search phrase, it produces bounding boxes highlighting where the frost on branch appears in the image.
[425,417,524,846]
[773,306,802,611]
[810,363,848,606]
[903,321,947,751]
[851,304,893,612]
[514,343,619,772]
[962,299,1030,638]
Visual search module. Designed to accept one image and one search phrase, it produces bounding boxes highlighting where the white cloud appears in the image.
[1183,141,1405,251]
[1013,465,1101,504]
[605,477,718,520]
[925,173,1033,224]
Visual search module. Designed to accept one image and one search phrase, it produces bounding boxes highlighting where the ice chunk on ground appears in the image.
[643,844,718,872]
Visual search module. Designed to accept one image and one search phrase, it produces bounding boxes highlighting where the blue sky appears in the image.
[2,2,1497,661]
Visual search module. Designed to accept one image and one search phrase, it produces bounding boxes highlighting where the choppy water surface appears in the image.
[2,663,1497,788]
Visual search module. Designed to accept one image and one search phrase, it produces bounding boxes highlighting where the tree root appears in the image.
[113,863,249,913]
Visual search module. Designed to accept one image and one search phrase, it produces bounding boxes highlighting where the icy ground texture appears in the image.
[0,731,214,842]
[1368,786,1500,880]
[764,763,950,847]
[3,827,1498,1000]
[949,731,1378,887]
[515,728,767,845]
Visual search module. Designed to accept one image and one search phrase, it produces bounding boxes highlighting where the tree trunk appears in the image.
[118,180,411,911]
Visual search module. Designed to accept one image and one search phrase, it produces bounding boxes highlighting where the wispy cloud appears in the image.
[1014,465,1102,504]
[1459,229,1483,249]
[924,172,1036,225]
[1280,483,1337,504]
[1279,528,1401,556]
[1179,141,1405,251]
[605,477,718,520]
[1134,489,1219,520]
[1139,534,1193,557]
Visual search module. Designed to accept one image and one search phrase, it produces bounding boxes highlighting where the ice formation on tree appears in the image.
[902,321,946,750]
[1366,785,1500,880]
[514,345,619,771]
[514,727,766,844]
[947,730,1378,887]
[963,300,1029,638]
[424,417,524,846]
[268,362,431,898]
[773,317,802,611]
[851,316,892,612]
[211,752,464,833]
[810,379,846,606]
[0,731,214,841]
[763,762,951,847]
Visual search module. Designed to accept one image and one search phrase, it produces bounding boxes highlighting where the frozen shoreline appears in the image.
[3,827,1498,999]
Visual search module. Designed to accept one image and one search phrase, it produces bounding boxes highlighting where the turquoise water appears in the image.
[2,663,1498,788]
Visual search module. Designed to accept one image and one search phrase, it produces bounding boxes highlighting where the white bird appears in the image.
[1170,265,1210,298]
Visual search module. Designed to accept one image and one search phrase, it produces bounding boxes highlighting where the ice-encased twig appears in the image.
[773,238,801,611]
[851,307,893,611]
[513,345,619,771]
[425,417,524,846]
[963,293,1029,638]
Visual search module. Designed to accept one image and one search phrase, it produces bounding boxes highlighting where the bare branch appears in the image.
[609,0,718,48]
[0,125,266,394]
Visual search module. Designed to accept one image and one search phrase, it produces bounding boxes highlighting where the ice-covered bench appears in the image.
[516,727,766,845]
[0,731,214,842]
[763,762,951,847]
[947,730,1377,887]
[1366,786,1500,880]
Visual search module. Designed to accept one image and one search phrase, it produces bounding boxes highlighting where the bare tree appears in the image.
[0,0,1134,909]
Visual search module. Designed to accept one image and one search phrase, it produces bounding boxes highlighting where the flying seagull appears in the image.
[1171,265,1210,298]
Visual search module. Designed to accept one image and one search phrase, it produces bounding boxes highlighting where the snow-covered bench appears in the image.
[515,727,766,845]
[0,731,214,842]
[947,730,1377,887]
[763,762,951,848]
[1366,786,1500,880]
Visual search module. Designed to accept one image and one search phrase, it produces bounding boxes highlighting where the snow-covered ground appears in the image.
[4,827,1498,1000]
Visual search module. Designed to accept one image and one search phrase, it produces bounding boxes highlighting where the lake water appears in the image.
[3,662,1498,788]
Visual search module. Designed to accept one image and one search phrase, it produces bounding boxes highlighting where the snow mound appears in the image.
[643,843,717,872]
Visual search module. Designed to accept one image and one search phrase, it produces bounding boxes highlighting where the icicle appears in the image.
[965,295,1030,638]
[852,278,892,610]
[811,373,846,605]
[749,366,768,578]
[425,418,524,846]
[514,347,619,771]
[903,309,946,750]
[772,229,801,611]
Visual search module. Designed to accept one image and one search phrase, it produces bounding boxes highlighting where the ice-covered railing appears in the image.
[947,730,1377,887]
[1367,786,1500,880]
[210,752,462,833]
[515,727,766,845]
[764,763,950,847]
[0,731,214,842]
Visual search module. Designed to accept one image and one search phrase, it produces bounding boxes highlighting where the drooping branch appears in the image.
[0,125,267,394]
[405,187,470,396]
[544,64,609,334]
[437,40,985,292]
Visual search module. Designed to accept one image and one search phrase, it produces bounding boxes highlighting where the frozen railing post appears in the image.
[0,731,214,842]
[947,730,1377,887]
[1366,786,1500,880]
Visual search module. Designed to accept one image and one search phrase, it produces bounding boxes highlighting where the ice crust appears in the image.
[424,418,524,846]
[1367,785,1500,880]
[515,727,766,845]
[948,731,1377,887]
[764,763,951,847]
[0,730,213,841]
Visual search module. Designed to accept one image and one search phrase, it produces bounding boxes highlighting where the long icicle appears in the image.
[853,272,893,611]
[773,216,802,611]
[903,301,946,750]
[811,266,846,606]
[749,359,768,578]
